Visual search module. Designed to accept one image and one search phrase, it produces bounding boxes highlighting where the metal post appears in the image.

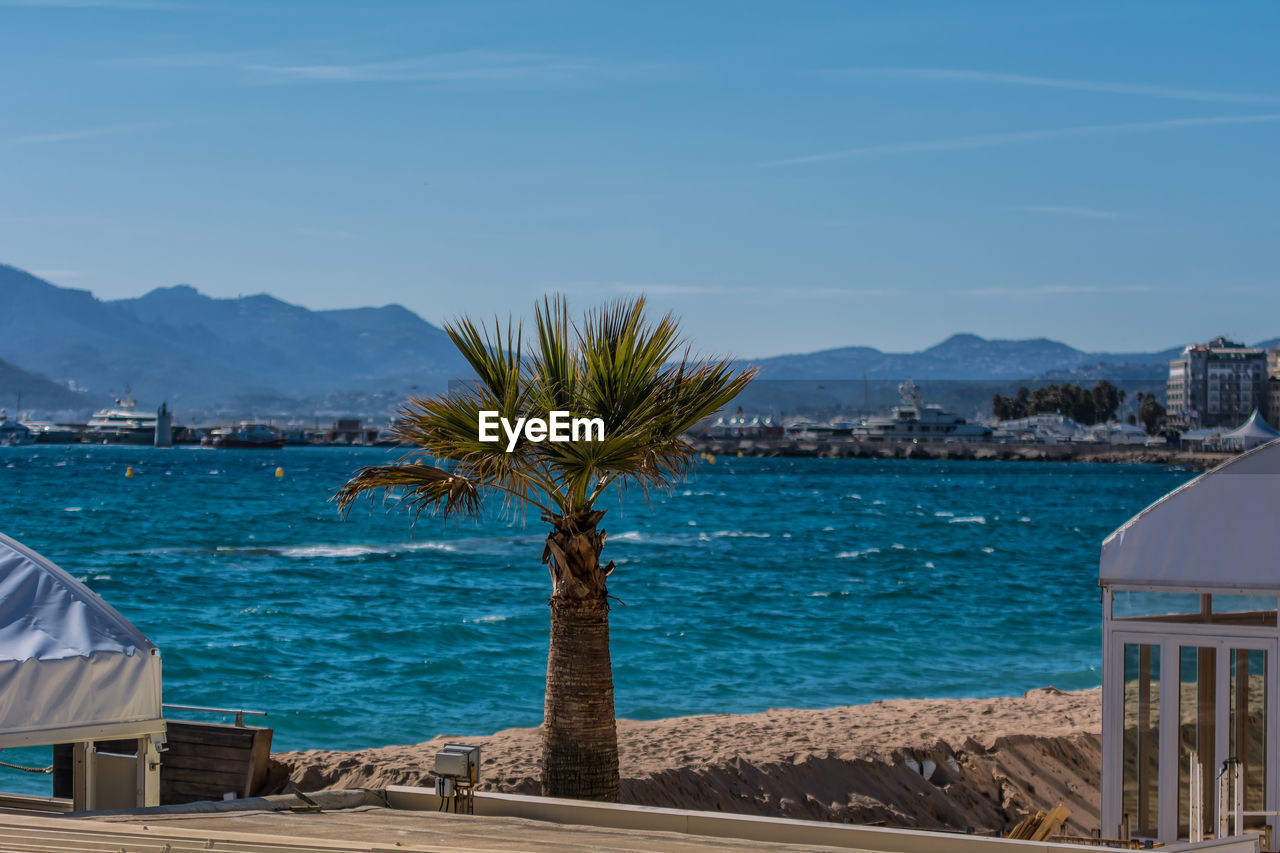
[72,742,96,812]
[136,735,161,807]
[1190,750,1203,842]
[1234,761,1243,837]
[1219,762,1229,839]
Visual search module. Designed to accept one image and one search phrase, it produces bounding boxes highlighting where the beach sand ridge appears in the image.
[265,687,1101,836]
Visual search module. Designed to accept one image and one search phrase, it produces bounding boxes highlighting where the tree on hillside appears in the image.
[992,386,1032,420]
[336,296,755,802]
[993,380,1128,425]
[1091,380,1125,423]
[1138,394,1166,435]
[991,392,1016,421]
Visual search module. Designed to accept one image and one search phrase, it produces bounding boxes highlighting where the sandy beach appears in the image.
[263,687,1102,837]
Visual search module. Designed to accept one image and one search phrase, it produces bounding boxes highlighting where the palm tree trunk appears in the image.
[540,512,619,801]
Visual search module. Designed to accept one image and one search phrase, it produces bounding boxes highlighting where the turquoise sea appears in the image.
[0,446,1193,791]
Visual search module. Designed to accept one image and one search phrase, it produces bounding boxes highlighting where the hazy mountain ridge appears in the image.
[0,265,466,413]
[0,357,93,413]
[751,332,1185,380]
[0,264,1258,418]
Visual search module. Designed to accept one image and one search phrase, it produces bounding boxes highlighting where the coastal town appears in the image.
[3,336,1278,460]
[695,336,1280,459]
[3,2,1278,851]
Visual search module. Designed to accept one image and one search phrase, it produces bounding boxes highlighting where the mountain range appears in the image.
[0,356,92,413]
[1,264,1268,418]
[749,334,1186,381]
[0,264,466,414]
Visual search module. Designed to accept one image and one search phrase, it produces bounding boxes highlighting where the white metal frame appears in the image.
[1102,589,1279,844]
[0,718,165,751]
[69,732,164,811]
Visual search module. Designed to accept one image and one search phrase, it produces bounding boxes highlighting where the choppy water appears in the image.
[0,445,1193,790]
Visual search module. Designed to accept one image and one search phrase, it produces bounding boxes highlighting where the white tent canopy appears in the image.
[0,532,162,749]
[1099,438,1280,592]
[1221,410,1280,451]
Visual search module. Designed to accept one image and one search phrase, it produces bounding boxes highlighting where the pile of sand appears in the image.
[263,687,1102,836]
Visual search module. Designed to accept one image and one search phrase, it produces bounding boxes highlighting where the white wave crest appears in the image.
[836,547,880,559]
[280,541,456,559]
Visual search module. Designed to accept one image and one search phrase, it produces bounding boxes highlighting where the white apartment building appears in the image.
[1166,336,1268,429]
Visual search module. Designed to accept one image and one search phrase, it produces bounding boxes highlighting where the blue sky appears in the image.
[1,0,1277,358]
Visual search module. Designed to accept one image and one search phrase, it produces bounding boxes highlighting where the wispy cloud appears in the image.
[760,113,1280,167]
[962,284,1157,297]
[245,51,615,86]
[605,283,896,298]
[790,287,897,297]
[109,49,259,69]
[106,47,673,90]
[0,0,179,8]
[831,67,1280,106]
[1012,205,1122,220]
[1,120,169,145]
[608,283,721,296]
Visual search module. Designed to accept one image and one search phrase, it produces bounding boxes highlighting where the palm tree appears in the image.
[336,295,755,802]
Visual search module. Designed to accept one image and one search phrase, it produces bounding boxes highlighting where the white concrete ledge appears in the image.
[387,786,1250,852]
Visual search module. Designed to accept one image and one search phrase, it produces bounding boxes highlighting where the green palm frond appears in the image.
[337,294,756,524]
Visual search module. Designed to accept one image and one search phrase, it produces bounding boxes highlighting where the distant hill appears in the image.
[0,357,95,414]
[0,265,467,415]
[751,332,1184,381]
[3,263,1267,418]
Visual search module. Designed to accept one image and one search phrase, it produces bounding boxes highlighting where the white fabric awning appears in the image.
[0,532,162,748]
[1100,439,1280,591]
[1221,410,1280,451]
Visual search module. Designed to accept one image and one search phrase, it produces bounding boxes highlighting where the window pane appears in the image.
[1124,643,1161,837]
[1178,646,1215,839]
[1230,648,1268,833]
[1114,592,1202,620]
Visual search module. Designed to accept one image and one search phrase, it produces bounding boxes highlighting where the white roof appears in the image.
[1222,410,1280,440]
[1100,440,1280,591]
[0,532,162,747]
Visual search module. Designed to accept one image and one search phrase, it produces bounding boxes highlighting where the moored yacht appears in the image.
[201,422,287,449]
[19,419,80,443]
[85,395,161,444]
[0,412,34,446]
[855,379,993,441]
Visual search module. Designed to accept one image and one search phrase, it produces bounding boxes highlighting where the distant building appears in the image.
[327,418,378,445]
[990,413,1084,444]
[1166,337,1268,429]
[1269,347,1280,428]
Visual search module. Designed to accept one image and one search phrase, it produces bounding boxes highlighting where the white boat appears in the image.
[0,412,35,446]
[201,423,286,449]
[85,394,160,445]
[855,380,993,441]
[20,419,79,443]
